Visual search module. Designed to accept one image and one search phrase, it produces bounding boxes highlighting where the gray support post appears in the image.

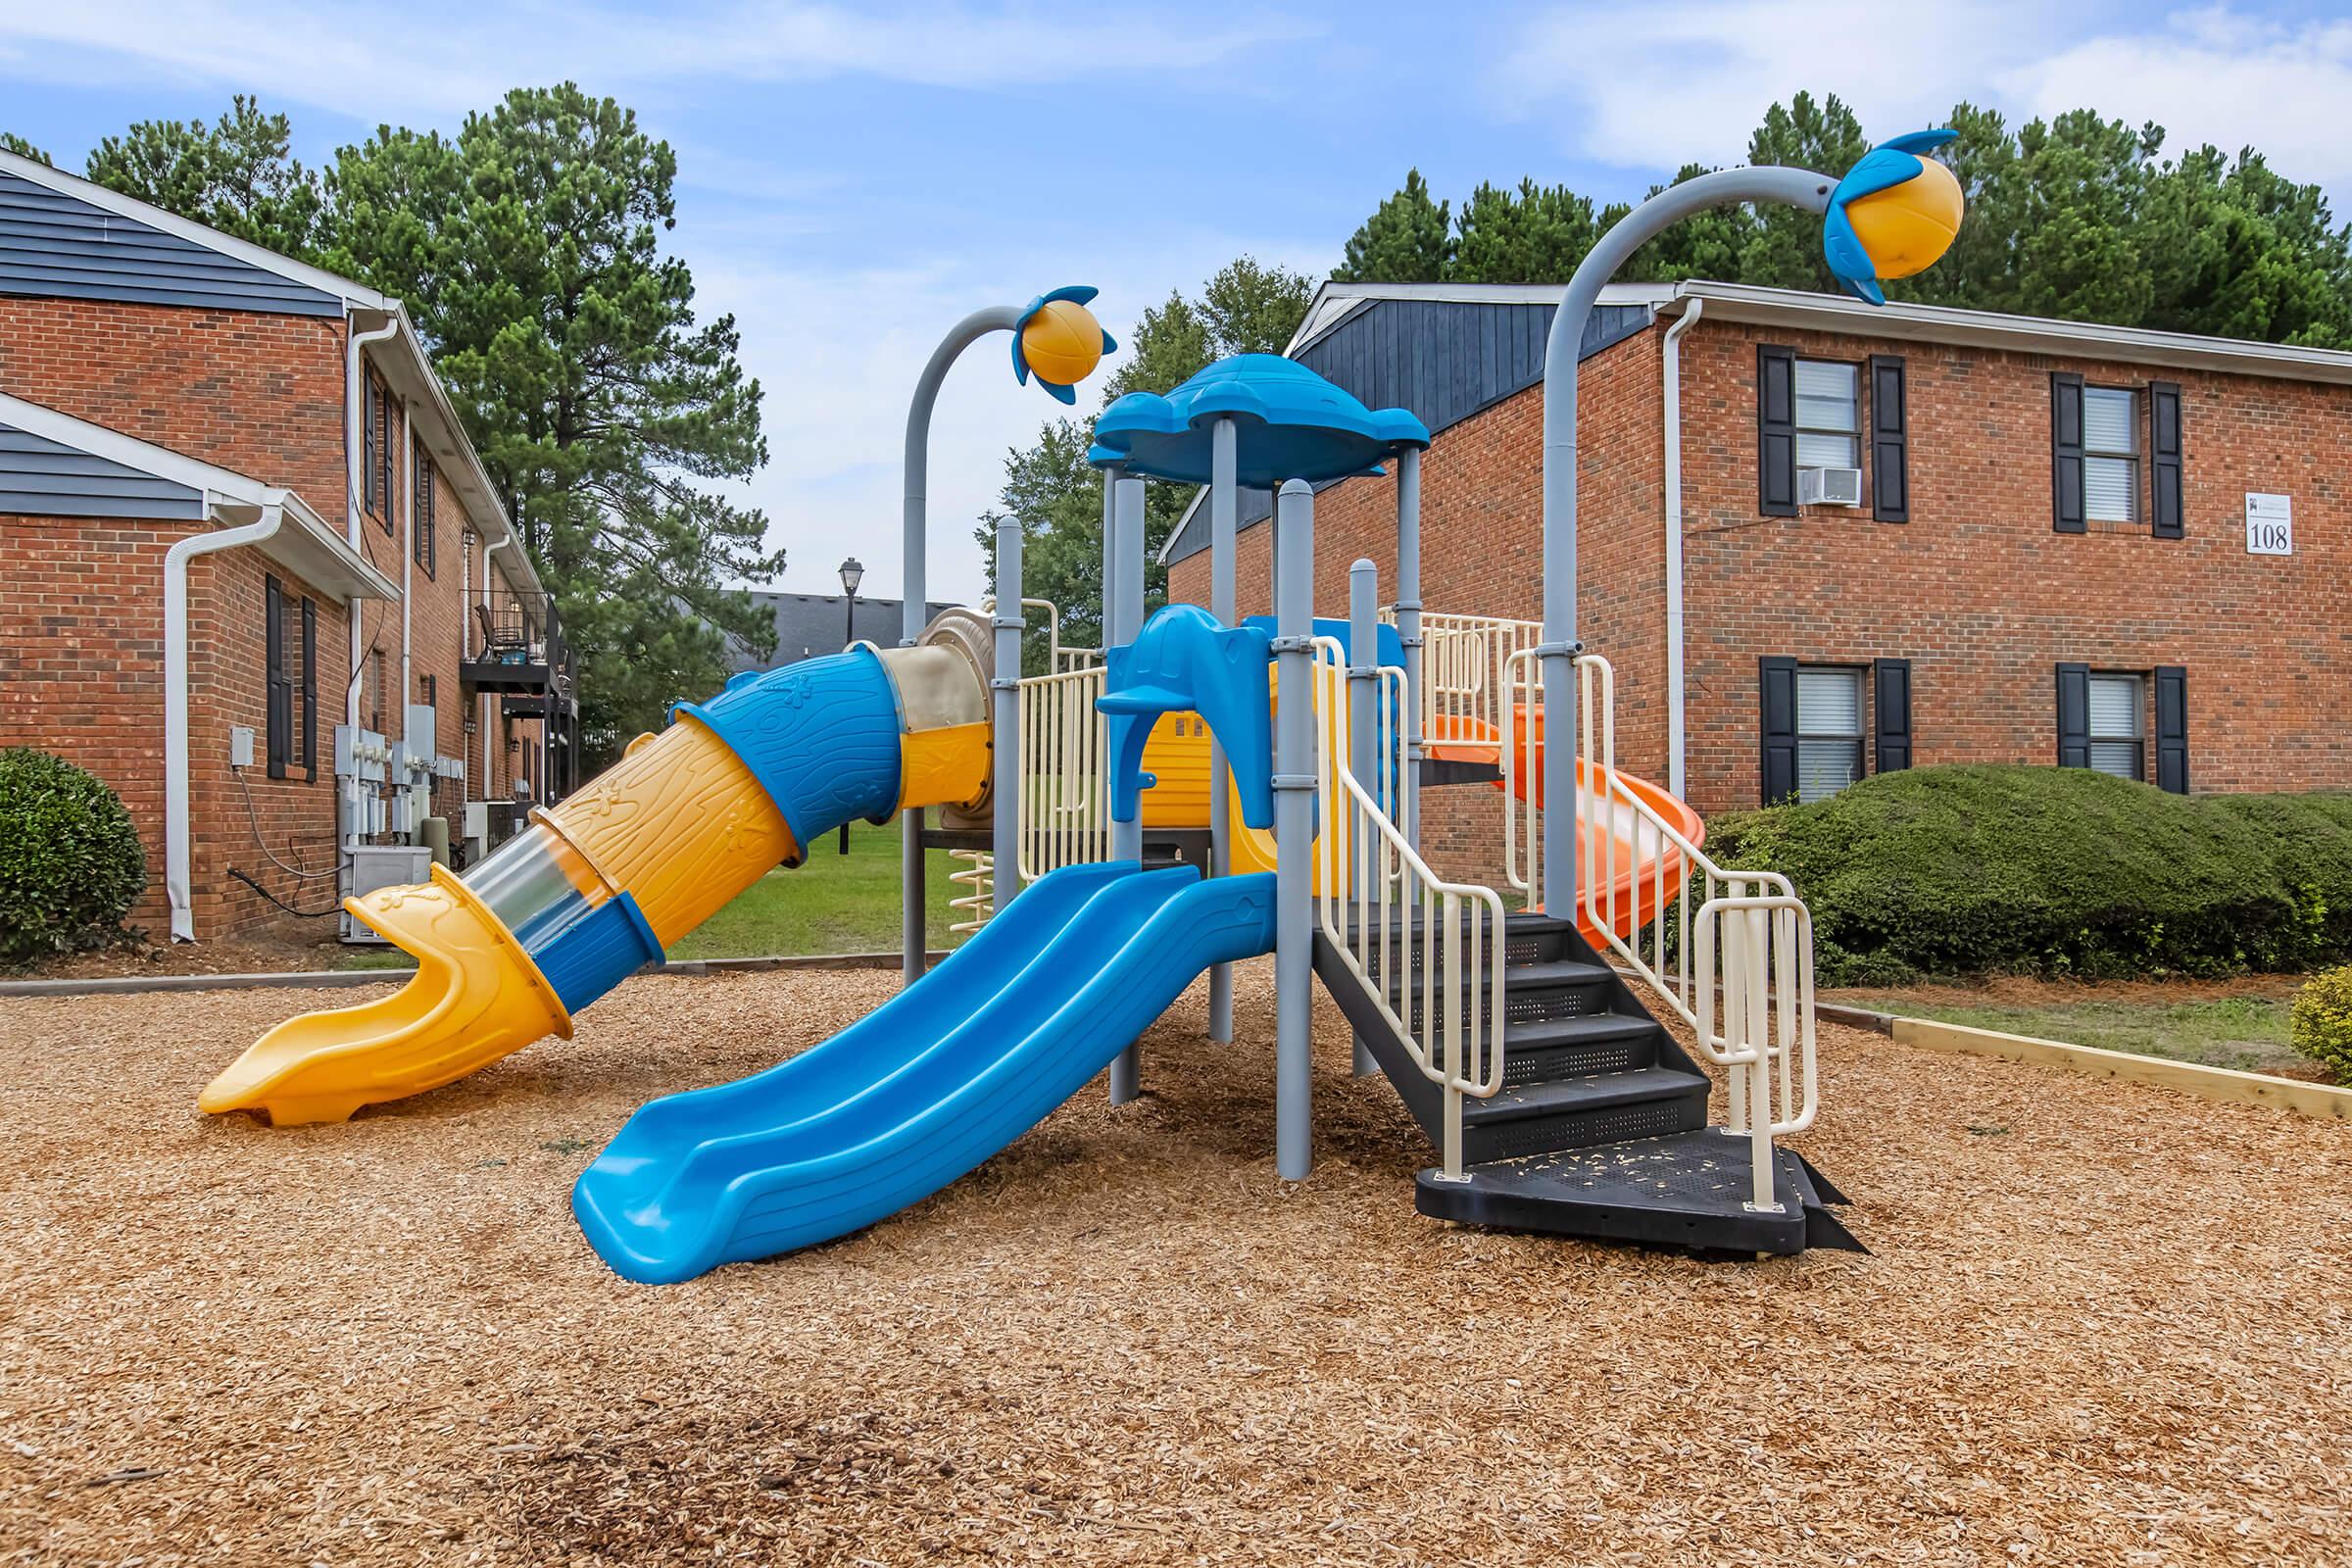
[1538,166,1834,921]
[902,304,1025,983]
[1273,479,1316,1180]
[991,515,1024,913]
[1107,472,1148,1105]
[1395,448,1423,854]
[1205,416,1238,1043]
[1347,558,1380,1078]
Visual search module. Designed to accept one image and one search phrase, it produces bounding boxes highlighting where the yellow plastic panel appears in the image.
[899,719,992,811]
[198,864,569,1126]
[551,715,797,946]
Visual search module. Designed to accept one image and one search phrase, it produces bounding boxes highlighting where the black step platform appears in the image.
[1414,1128,1863,1255]
[1315,901,1861,1259]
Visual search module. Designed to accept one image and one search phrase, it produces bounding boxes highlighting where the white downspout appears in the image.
[345,317,399,851]
[1662,297,1703,800]
[164,500,284,942]
[400,397,416,835]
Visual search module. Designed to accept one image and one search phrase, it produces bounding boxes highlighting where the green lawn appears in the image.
[664,816,970,960]
[1841,992,2306,1075]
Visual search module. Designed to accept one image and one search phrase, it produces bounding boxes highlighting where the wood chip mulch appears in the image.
[3,961,2348,1565]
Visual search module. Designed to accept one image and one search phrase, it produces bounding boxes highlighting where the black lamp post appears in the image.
[837,556,863,854]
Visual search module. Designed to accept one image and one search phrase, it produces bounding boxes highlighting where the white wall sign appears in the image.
[2246,492,2293,556]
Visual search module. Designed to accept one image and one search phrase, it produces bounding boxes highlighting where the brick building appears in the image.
[0,150,575,943]
[1164,279,2352,876]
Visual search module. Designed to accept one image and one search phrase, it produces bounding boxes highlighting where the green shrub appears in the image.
[0,748,147,962]
[2289,966,2352,1082]
[1702,765,2352,985]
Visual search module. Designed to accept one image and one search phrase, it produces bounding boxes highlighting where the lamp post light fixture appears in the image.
[837,556,864,855]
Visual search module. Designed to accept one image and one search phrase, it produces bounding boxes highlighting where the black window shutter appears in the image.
[2154,664,2188,794]
[1872,659,1912,771]
[1868,355,1908,522]
[361,377,376,518]
[2149,381,2183,538]
[377,382,395,529]
[2051,372,2086,533]
[2055,662,2090,767]
[1759,656,1798,804]
[265,574,289,779]
[1757,345,1797,517]
[300,597,318,784]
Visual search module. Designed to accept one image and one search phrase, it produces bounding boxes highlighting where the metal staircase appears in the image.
[1315,907,1856,1254]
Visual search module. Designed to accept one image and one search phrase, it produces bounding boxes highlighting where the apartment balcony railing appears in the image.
[463,585,574,699]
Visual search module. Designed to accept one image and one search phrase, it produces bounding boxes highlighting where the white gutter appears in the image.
[1661,298,1703,799]
[400,395,416,831]
[345,316,400,854]
[164,499,284,942]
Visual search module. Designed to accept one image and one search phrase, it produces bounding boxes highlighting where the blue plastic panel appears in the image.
[572,863,1280,1284]
[1091,354,1428,486]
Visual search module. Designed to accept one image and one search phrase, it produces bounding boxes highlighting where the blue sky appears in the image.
[3,1,2347,600]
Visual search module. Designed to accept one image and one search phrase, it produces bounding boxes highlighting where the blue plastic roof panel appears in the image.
[1090,354,1428,486]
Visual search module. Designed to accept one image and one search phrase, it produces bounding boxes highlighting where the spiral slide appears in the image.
[199,634,1000,1126]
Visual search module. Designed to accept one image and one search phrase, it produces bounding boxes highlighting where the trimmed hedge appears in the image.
[0,748,147,962]
[1703,765,2352,986]
[2289,966,2352,1083]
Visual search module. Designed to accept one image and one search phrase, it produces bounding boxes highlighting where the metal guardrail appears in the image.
[1386,610,1541,756]
[1013,662,1111,885]
[1310,637,1507,1183]
[1500,646,1820,1209]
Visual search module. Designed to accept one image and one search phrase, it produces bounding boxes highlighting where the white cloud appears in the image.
[1494,1,2352,207]
[2003,8,2352,190]
[1492,0,2057,170]
[0,2,1318,122]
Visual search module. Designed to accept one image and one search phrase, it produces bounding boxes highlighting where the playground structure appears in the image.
[202,138,1967,1283]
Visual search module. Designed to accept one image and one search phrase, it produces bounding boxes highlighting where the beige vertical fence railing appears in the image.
[1310,636,1508,1182]
[1500,647,1819,1210]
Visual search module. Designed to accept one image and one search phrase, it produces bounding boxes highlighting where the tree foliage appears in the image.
[1335,91,2352,346]
[75,87,777,762]
[979,258,1313,664]
[87,97,324,257]
[0,132,50,166]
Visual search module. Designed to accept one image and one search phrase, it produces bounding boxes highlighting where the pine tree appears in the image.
[86,97,324,257]
[1454,179,1625,284]
[1333,170,1453,282]
[0,132,50,166]
[321,85,780,761]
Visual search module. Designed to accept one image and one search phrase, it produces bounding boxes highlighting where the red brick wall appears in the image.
[0,298,348,507]
[0,517,350,937]
[1174,312,2352,861]
[0,294,535,940]
[1673,317,2352,813]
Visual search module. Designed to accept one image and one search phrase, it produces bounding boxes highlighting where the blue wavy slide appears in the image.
[572,861,1278,1284]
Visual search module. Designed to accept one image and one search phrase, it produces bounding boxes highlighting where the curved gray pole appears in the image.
[1539,166,1834,921]
[1205,416,1238,1043]
[1395,448,1423,853]
[1107,472,1148,1105]
[1273,479,1315,1180]
[991,514,1023,913]
[903,305,1025,983]
[1348,558,1379,1078]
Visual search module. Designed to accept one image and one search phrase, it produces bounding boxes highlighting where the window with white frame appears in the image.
[2082,387,2139,524]
[1794,360,1860,470]
[1796,665,1865,803]
[2087,672,2144,780]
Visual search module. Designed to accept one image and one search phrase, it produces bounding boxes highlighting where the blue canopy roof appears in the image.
[1088,354,1429,486]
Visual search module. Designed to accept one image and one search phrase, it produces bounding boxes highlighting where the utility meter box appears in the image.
[340,844,433,945]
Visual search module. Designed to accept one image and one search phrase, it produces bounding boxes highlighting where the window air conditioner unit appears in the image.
[1798,466,1863,507]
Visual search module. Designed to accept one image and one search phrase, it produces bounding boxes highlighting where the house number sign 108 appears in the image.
[2246,492,2293,556]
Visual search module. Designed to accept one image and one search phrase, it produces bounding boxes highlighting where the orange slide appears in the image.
[1427,709,1705,946]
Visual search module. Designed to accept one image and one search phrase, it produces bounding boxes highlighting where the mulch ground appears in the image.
[4,961,2348,1566]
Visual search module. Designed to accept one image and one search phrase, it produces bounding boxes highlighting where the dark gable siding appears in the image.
[1163,297,1655,564]
[728,593,957,675]
[0,170,343,318]
[0,420,204,519]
